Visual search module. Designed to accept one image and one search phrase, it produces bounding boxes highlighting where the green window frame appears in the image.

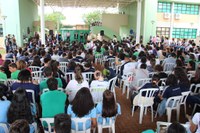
[174,3,199,15]
[157,2,171,13]
[172,28,197,39]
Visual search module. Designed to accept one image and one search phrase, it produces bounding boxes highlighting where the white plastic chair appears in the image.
[90,87,108,104]
[32,71,43,83]
[165,96,182,122]
[65,72,75,81]
[71,117,92,133]
[136,78,152,88]
[121,72,135,98]
[107,58,116,70]
[95,54,104,65]
[59,62,68,73]
[115,65,121,75]
[190,83,200,96]
[187,73,193,81]
[40,118,54,133]
[180,91,190,115]
[0,79,7,85]
[132,88,159,124]
[29,66,41,72]
[156,121,190,133]
[163,63,175,71]
[108,76,117,100]
[98,115,118,133]
[82,72,94,82]
[0,123,9,133]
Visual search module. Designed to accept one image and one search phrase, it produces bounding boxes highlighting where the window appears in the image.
[156,27,170,38]
[174,3,199,15]
[172,28,197,39]
[157,2,171,13]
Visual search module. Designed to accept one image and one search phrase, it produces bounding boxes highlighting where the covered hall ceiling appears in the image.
[33,0,136,8]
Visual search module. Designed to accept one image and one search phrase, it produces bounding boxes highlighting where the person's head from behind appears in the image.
[102,90,117,117]
[174,67,189,83]
[74,65,83,84]
[140,63,147,69]
[94,70,103,80]
[47,78,58,91]
[188,60,196,71]
[0,83,8,100]
[166,74,177,87]
[43,67,53,77]
[154,65,163,72]
[9,119,30,133]
[54,114,71,133]
[9,63,18,72]
[72,87,94,117]
[16,60,27,70]
[8,88,32,124]
[18,69,32,83]
[151,74,160,86]
[167,122,186,133]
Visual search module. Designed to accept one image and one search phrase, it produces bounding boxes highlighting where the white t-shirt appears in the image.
[66,80,89,91]
[192,113,200,133]
[123,62,137,74]
[90,80,109,89]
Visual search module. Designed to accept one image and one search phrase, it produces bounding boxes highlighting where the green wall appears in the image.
[19,0,38,46]
[0,0,38,47]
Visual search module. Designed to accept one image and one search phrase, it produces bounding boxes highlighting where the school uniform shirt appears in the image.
[96,102,121,124]
[0,100,10,123]
[0,72,7,80]
[67,105,96,131]
[192,113,200,133]
[90,80,109,90]
[162,85,181,99]
[39,78,63,92]
[11,70,20,79]
[41,90,67,118]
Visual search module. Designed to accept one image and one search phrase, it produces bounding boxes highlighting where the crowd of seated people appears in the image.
[1,32,200,132]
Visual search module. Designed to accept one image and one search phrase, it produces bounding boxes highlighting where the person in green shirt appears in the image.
[9,63,20,80]
[0,67,7,80]
[40,77,67,118]
[40,67,63,92]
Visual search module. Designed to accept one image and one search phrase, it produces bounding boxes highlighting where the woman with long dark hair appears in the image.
[96,90,121,124]
[174,67,190,92]
[7,88,36,133]
[31,55,41,67]
[67,87,96,130]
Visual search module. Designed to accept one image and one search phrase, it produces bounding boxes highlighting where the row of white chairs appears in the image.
[40,115,118,133]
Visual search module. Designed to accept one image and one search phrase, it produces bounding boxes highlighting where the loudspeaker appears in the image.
[100,30,104,36]
[49,30,53,35]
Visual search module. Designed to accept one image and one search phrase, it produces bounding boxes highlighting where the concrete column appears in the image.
[170,2,174,39]
[40,0,45,45]
[198,6,200,36]
[136,0,142,44]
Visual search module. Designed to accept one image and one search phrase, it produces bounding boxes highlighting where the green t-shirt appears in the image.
[39,78,63,92]
[0,72,7,80]
[11,70,20,79]
[41,90,67,117]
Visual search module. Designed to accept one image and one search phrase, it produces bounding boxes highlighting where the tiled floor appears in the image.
[108,88,190,133]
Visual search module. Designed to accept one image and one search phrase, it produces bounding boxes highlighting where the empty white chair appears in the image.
[132,88,159,124]
[29,66,41,72]
[0,123,9,133]
[163,63,175,71]
[98,115,118,133]
[90,87,108,104]
[180,91,190,115]
[82,72,94,82]
[59,62,68,73]
[165,96,182,122]
[71,117,92,133]
[40,118,54,133]
[107,58,116,70]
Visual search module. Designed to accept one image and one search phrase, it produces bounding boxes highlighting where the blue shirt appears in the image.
[67,105,96,131]
[96,102,121,124]
[0,100,10,123]
[163,85,181,99]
